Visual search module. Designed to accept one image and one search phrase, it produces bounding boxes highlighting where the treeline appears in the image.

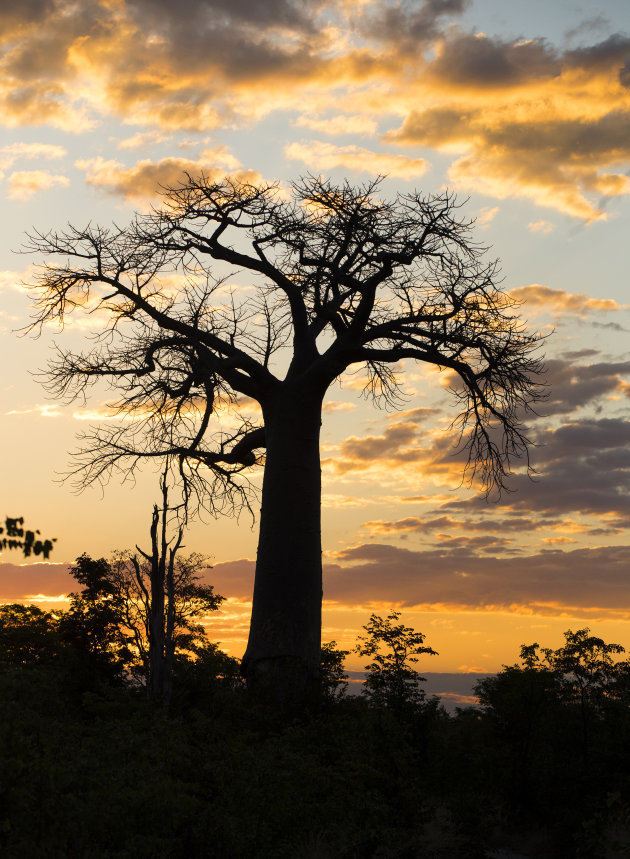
[2,571,630,857]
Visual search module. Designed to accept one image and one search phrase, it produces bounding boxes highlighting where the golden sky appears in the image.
[2,0,630,674]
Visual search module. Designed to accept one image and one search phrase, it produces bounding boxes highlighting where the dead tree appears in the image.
[110,472,223,704]
[26,175,544,706]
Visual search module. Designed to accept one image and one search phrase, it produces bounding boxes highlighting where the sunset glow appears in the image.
[2,0,630,678]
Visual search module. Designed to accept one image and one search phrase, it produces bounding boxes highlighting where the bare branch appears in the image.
[25,173,544,513]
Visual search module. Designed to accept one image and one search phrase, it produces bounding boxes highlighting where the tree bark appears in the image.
[242,385,324,708]
[149,540,166,701]
[148,510,167,704]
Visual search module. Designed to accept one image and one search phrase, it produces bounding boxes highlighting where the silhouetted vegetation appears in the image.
[62,549,225,696]
[0,515,56,558]
[356,610,438,712]
[2,600,630,857]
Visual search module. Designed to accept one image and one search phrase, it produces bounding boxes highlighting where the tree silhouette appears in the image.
[59,554,134,682]
[320,640,350,703]
[26,174,543,704]
[64,542,223,701]
[355,611,437,710]
[476,628,630,776]
[111,481,224,704]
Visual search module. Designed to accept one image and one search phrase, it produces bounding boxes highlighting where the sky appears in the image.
[1,0,630,681]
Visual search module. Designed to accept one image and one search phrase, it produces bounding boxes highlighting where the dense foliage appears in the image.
[2,603,630,857]
[0,515,56,558]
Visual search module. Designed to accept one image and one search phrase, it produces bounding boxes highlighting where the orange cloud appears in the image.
[293,113,379,136]
[0,2,628,220]
[116,130,171,150]
[76,154,261,201]
[324,407,466,489]
[286,140,429,179]
[384,30,630,219]
[528,220,554,234]
[323,400,357,413]
[324,542,630,615]
[7,170,70,200]
[0,142,67,169]
[509,284,624,313]
[361,514,548,536]
[476,206,499,228]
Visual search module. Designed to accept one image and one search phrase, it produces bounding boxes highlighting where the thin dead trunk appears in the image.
[163,527,183,706]
[147,504,167,702]
[242,388,324,707]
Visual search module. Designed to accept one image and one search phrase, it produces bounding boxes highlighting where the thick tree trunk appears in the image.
[242,387,324,708]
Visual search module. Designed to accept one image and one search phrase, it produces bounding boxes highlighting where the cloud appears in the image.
[330,420,420,472]
[116,130,172,150]
[444,417,630,525]
[0,1,301,129]
[510,284,625,313]
[0,268,31,294]
[361,514,552,536]
[528,220,554,234]
[0,0,387,133]
[446,141,629,222]
[326,408,446,477]
[285,140,429,179]
[323,542,630,614]
[0,2,629,219]
[541,358,630,415]
[0,559,255,604]
[294,113,378,136]
[425,32,560,89]
[386,32,630,219]
[358,0,470,52]
[76,153,261,201]
[8,540,630,621]
[322,400,357,412]
[565,16,611,41]
[0,562,74,602]
[322,493,378,508]
[476,206,499,227]
[0,142,68,193]
[201,558,255,601]
[5,404,62,417]
[0,141,66,170]
[7,170,70,200]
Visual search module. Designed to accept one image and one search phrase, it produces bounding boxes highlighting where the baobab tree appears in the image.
[26,175,543,704]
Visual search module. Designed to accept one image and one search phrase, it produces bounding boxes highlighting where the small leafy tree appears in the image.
[355,612,437,710]
[552,628,625,709]
[0,516,56,559]
[320,640,350,703]
[58,554,134,682]
[552,628,626,763]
